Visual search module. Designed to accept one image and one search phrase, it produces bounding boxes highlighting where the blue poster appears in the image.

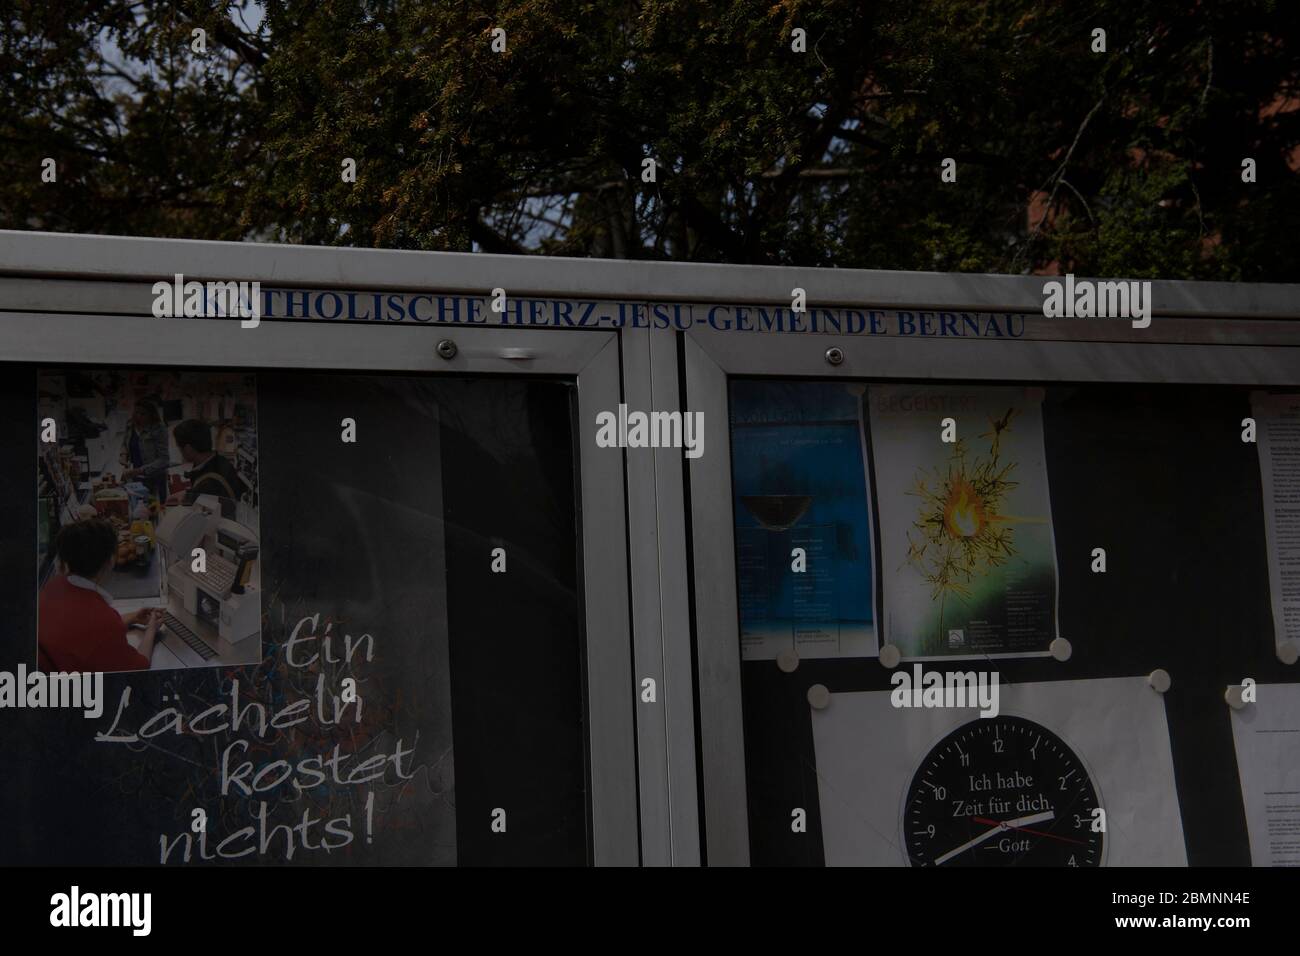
[729,380,878,660]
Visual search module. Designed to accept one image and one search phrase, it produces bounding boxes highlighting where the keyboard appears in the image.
[182,554,237,594]
[162,612,218,661]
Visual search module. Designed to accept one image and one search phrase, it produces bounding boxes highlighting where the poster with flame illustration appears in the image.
[867,384,1059,659]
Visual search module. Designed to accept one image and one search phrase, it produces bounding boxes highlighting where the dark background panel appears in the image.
[437,378,589,866]
[739,380,1293,866]
[0,366,589,866]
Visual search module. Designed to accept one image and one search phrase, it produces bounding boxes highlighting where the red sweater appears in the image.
[38,574,149,672]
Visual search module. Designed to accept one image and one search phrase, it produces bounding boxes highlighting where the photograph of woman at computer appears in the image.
[36,368,262,673]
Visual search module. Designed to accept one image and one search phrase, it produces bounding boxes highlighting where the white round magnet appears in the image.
[1225,684,1247,710]
[807,684,831,710]
[1050,637,1073,662]
[879,644,901,669]
[777,648,800,673]
[1147,669,1171,693]
[1278,639,1299,666]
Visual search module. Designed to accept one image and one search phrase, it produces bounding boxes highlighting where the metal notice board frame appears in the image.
[3,230,1299,866]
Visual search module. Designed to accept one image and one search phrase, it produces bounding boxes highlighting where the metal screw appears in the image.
[436,339,458,360]
[825,347,845,366]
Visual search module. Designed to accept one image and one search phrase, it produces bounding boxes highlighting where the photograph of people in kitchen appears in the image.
[36,369,263,673]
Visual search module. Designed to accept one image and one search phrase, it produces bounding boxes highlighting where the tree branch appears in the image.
[469,216,528,255]
[760,166,859,179]
[1012,88,1108,270]
[208,18,269,69]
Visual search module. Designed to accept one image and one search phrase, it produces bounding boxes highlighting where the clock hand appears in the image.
[993,810,1055,829]
[933,821,1004,865]
[1010,825,1088,846]
[973,812,1089,847]
[971,812,1052,831]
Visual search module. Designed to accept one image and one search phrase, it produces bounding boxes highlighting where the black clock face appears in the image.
[902,715,1104,867]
